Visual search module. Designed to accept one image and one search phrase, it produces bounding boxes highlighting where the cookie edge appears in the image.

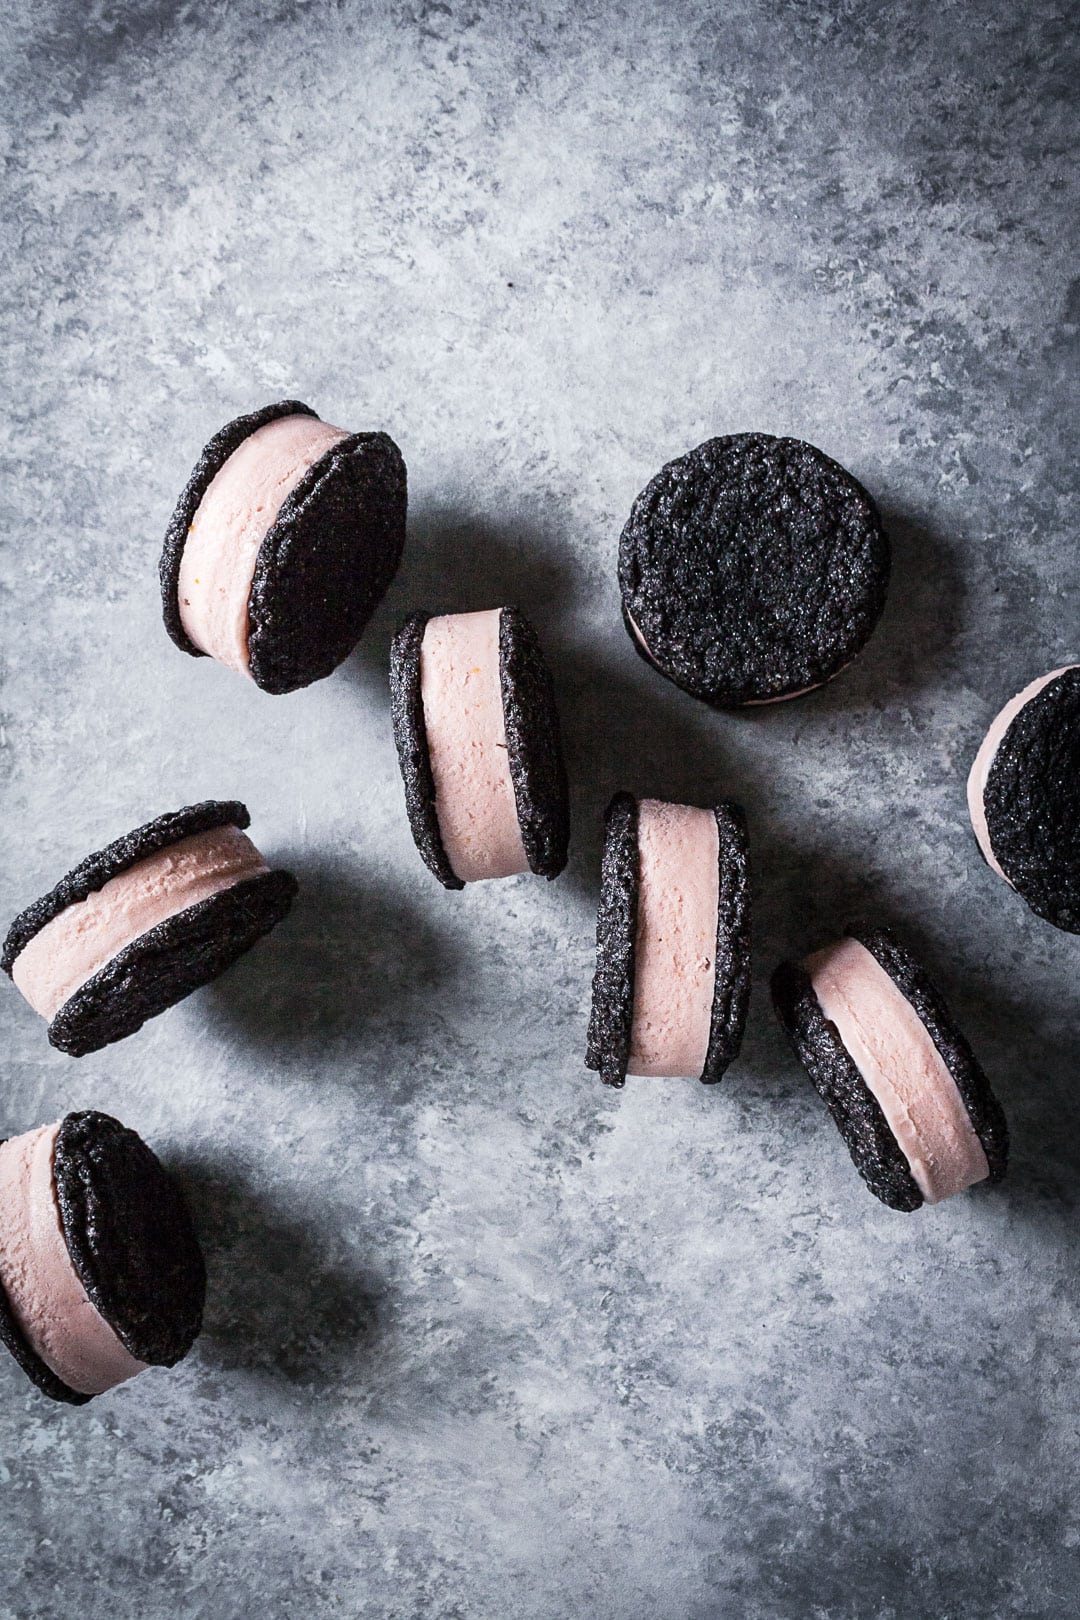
[699,800,752,1083]
[585,792,640,1088]
[498,605,571,881]
[388,612,464,890]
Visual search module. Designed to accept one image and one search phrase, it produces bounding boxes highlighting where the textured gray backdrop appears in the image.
[1,3,1078,1617]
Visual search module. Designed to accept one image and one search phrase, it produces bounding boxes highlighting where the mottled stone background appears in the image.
[1,3,1077,1616]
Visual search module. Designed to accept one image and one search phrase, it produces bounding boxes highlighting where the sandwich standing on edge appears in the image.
[586,793,751,1088]
[390,606,570,888]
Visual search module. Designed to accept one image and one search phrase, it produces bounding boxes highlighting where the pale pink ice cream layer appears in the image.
[806,938,989,1204]
[628,800,720,1078]
[0,1124,146,1396]
[967,667,1075,882]
[177,412,349,675]
[11,824,270,1022]
[420,609,529,883]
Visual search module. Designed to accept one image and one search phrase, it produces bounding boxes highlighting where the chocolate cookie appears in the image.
[967,665,1080,932]
[619,433,889,706]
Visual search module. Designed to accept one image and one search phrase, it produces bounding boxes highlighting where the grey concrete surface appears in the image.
[1,3,1078,1616]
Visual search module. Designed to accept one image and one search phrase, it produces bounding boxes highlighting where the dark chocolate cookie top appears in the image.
[53,1111,206,1367]
[982,666,1080,932]
[246,429,406,694]
[619,433,889,706]
[2,801,250,974]
[159,401,317,658]
[498,607,569,881]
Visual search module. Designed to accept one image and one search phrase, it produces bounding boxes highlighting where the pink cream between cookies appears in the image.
[177,413,349,676]
[628,800,720,1078]
[11,824,269,1022]
[806,938,988,1204]
[0,1124,145,1396]
[419,609,529,883]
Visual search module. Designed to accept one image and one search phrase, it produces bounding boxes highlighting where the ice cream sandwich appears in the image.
[389,607,570,888]
[3,801,297,1056]
[0,1111,205,1405]
[160,400,406,693]
[967,665,1080,932]
[771,929,1008,1210]
[586,793,751,1087]
[619,433,889,706]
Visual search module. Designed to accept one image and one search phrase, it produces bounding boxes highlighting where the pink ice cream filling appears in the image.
[628,800,720,1078]
[420,609,530,883]
[967,667,1076,882]
[177,412,350,676]
[11,824,270,1022]
[0,1124,146,1396]
[806,938,989,1204]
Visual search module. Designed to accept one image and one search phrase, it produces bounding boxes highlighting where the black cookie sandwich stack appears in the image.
[967,665,1080,931]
